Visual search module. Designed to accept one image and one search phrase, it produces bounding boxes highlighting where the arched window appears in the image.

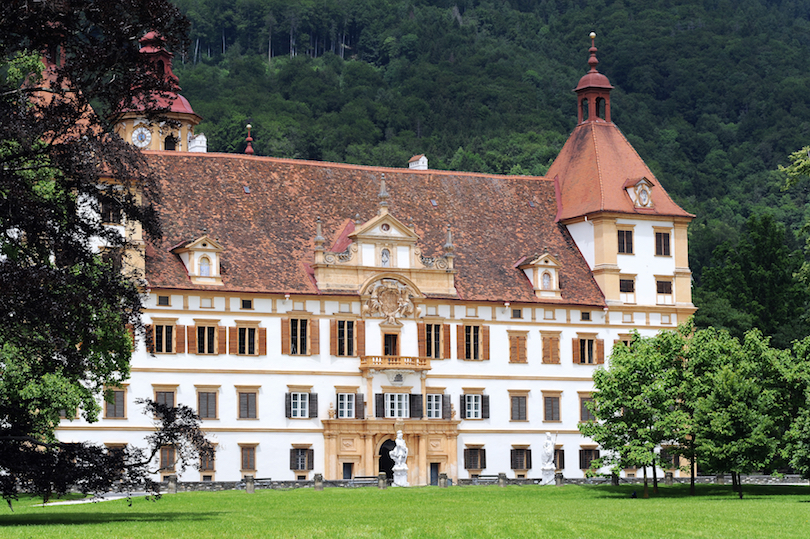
[199,257,211,277]
[596,97,606,120]
[542,272,552,290]
[164,136,177,151]
[381,249,390,268]
[580,98,589,122]
[156,60,165,76]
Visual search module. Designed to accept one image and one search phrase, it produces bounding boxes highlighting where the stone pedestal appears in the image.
[167,475,177,494]
[716,474,725,485]
[554,472,564,486]
[665,472,673,486]
[498,473,507,487]
[541,467,555,485]
[439,473,448,488]
[245,475,255,494]
[392,464,409,487]
[378,473,387,489]
[314,473,324,491]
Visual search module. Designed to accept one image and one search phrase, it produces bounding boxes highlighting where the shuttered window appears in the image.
[105,389,126,418]
[464,448,486,470]
[579,448,600,470]
[510,449,532,470]
[241,446,256,471]
[239,392,257,419]
[544,396,560,421]
[198,391,217,419]
[511,395,527,421]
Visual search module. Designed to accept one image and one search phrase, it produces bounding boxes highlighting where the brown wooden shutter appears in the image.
[309,319,319,356]
[306,448,315,470]
[145,324,154,353]
[464,449,471,469]
[309,393,318,418]
[355,394,365,419]
[217,326,226,355]
[290,449,296,470]
[281,318,290,355]
[482,326,490,360]
[542,335,551,363]
[442,394,451,419]
[229,327,237,355]
[551,336,560,364]
[596,339,605,364]
[572,338,580,364]
[330,319,337,356]
[519,335,527,363]
[526,449,532,469]
[510,449,518,470]
[460,395,465,418]
[417,323,426,357]
[410,394,423,419]
[356,320,365,357]
[175,325,185,354]
[258,327,267,356]
[457,325,465,360]
[375,393,385,418]
[285,393,292,418]
[482,395,490,419]
[442,324,451,359]
[480,449,487,469]
[187,325,197,354]
[509,335,518,363]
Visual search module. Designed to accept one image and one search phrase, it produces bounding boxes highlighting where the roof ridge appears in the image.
[591,124,605,211]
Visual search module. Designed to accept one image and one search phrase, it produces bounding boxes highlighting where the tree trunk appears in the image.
[738,477,744,499]
[222,29,226,54]
[690,439,696,496]
[652,449,659,494]
[731,471,739,492]
[194,38,200,65]
[643,466,649,499]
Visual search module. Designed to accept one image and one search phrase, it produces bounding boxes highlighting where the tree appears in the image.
[579,328,689,498]
[0,0,210,505]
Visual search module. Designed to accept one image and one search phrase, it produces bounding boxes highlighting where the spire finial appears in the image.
[587,32,599,73]
[314,216,325,250]
[443,224,454,254]
[378,174,389,208]
[244,124,254,155]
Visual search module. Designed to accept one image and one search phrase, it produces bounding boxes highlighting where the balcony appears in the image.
[359,355,431,372]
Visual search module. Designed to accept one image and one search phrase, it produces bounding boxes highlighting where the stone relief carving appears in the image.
[363,279,416,324]
[324,244,358,264]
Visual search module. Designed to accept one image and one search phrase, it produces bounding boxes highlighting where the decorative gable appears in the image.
[624,177,654,210]
[518,252,562,300]
[171,235,224,285]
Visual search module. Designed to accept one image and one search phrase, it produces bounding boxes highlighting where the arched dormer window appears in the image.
[542,272,552,290]
[580,98,589,122]
[164,136,177,151]
[381,249,391,268]
[199,256,211,277]
[156,59,165,76]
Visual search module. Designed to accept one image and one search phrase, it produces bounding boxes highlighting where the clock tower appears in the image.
[113,32,206,152]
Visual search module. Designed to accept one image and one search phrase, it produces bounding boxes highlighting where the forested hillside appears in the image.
[167,0,810,341]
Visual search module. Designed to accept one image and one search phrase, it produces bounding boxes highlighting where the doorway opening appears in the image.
[379,439,396,480]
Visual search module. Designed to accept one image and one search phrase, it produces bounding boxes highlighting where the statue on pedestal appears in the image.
[541,432,556,485]
[390,430,409,487]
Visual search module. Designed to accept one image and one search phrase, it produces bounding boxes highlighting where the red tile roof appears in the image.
[143,152,606,306]
[547,122,694,222]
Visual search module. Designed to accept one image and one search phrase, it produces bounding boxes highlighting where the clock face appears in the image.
[132,127,152,148]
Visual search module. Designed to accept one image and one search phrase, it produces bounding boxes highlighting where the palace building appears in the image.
[57,34,695,485]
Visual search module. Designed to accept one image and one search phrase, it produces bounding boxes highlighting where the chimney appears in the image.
[408,154,428,170]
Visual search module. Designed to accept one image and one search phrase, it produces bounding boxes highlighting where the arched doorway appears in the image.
[379,439,395,480]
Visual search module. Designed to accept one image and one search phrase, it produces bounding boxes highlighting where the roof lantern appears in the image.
[574,32,613,124]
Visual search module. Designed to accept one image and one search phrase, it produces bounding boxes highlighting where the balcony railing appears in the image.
[360,355,431,371]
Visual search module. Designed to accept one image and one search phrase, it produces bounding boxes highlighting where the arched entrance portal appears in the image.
[379,439,396,480]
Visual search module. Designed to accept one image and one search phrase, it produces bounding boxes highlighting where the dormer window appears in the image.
[542,272,552,290]
[171,235,224,286]
[625,178,654,209]
[518,253,562,300]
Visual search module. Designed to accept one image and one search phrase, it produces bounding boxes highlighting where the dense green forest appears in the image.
[167,0,810,342]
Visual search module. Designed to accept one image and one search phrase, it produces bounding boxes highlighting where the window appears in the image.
[544,395,561,421]
[426,394,443,419]
[580,396,596,422]
[337,393,355,418]
[160,446,176,472]
[660,448,679,469]
[579,448,600,470]
[289,392,309,418]
[105,389,126,418]
[457,324,489,360]
[581,311,591,321]
[240,445,256,472]
[100,200,122,224]
[618,229,633,254]
[510,394,527,421]
[290,448,314,471]
[239,391,257,419]
[154,390,175,419]
[385,393,410,418]
[200,450,215,473]
[620,277,635,303]
[241,299,253,309]
[154,324,174,353]
[573,336,604,364]
[462,393,489,420]
[384,333,399,356]
[510,448,532,470]
[541,332,560,364]
[655,231,671,256]
[101,248,123,273]
[197,391,217,419]
[290,318,308,355]
[157,295,170,306]
[508,332,528,363]
[199,257,211,277]
[464,448,486,470]
[511,308,523,319]
[418,323,446,359]
[554,449,565,471]
[239,327,256,355]
[657,279,674,304]
[197,326,217,354]
[335,320,355,356]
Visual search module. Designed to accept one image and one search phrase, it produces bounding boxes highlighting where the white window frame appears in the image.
[337,393,354,419]
[465,394,482,419]
[385,393,410,418]
[426,394,442,419]
[291,392,309,418]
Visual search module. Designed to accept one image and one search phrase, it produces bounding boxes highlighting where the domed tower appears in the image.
[113,32,206,152]
[547,33,695,319]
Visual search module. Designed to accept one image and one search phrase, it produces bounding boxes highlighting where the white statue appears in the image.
[390,430,409,487]
[541,432,556,485]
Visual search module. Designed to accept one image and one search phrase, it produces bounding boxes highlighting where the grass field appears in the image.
[2,484,809,538]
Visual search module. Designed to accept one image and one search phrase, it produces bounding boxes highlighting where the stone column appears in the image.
[314,473,324,491]
[715,474,725,485]
[167,475,177,494]
[418,434,428,486]
[498,473,507,487]
[378,472,387,489]
[245,475,255,494]
[439,473,448,488]
[665,472,673,486]
[364,434,374,477]
[555,472,564,486]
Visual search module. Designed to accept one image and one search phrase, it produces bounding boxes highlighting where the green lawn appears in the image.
[2,484,809,538]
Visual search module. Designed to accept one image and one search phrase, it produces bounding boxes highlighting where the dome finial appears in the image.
[244,124,254,155]
[587,32,599,73]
